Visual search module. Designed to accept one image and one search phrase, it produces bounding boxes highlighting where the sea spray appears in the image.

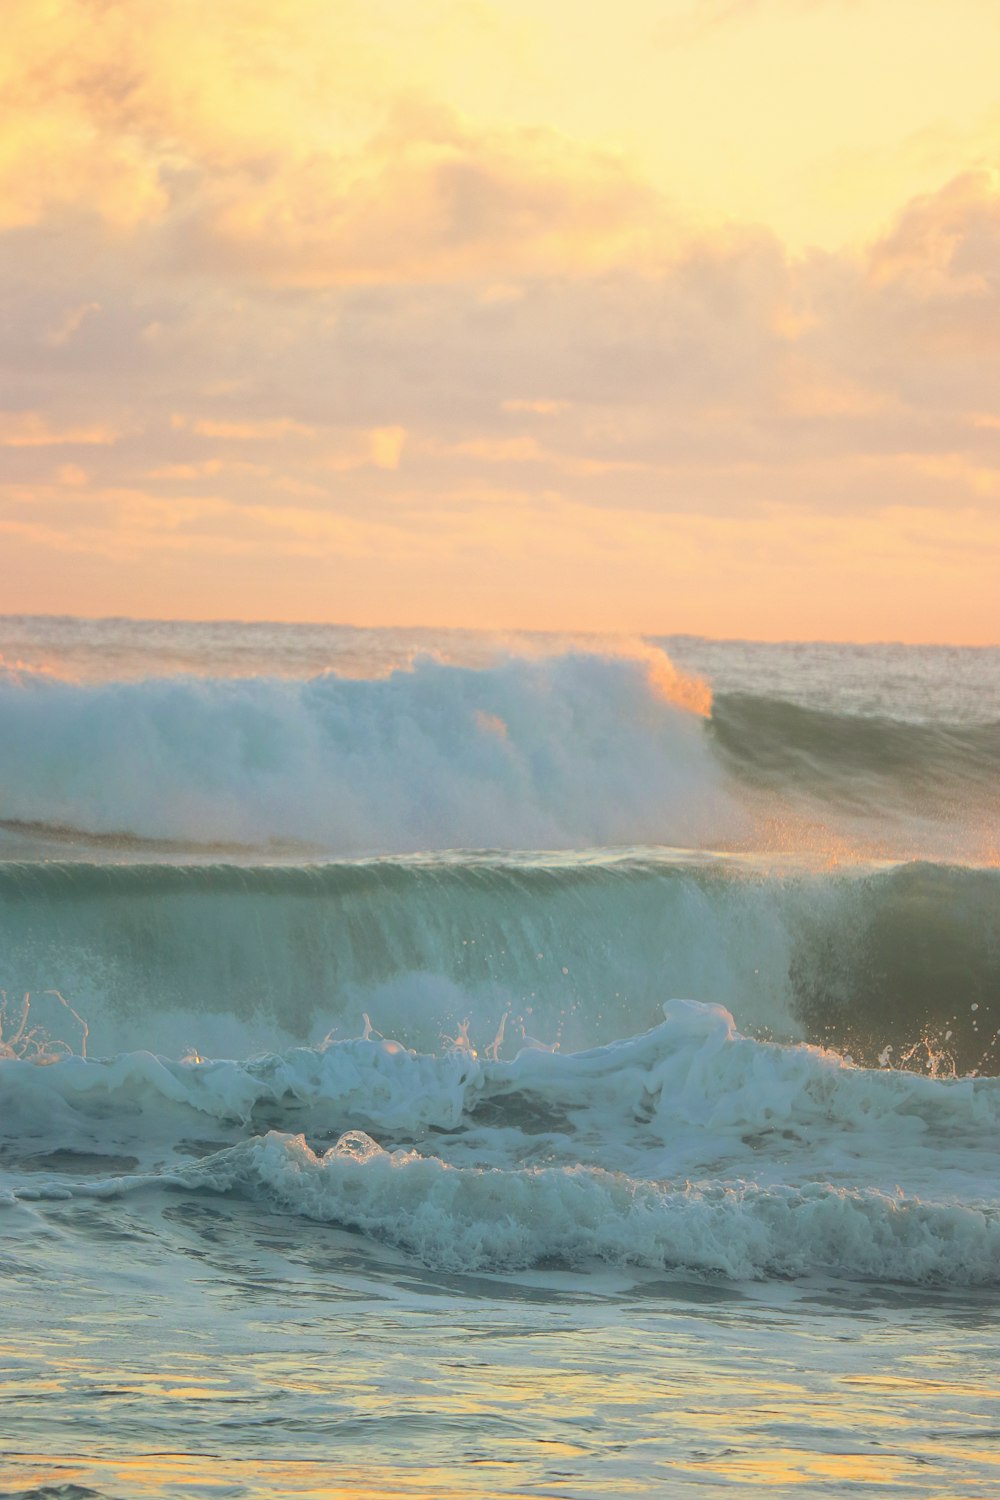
[0,650,725,853]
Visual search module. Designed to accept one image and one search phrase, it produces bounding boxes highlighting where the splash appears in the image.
[0,989,88,1063]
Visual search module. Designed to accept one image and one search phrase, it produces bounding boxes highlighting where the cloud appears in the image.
[144,460,270,481]
[170,415,316,440]
[369,427,406,470]
[45,302,102,346]
[55,464,88,486]
[1,2,668,288]
[5,168,999,519]
[0,411,122,447]
[2,107,999,639]
[662,0,856,45]
[868,167,1000,299]
[170,111,666,286]
[0,0,361,230]
[502,399,571,415]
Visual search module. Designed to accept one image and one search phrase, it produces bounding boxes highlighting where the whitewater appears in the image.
[2,619,999,1498]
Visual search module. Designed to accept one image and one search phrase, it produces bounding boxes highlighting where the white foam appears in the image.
[100,1129,995,1285]
[4,1002,999,1207]
[0,650,734,854]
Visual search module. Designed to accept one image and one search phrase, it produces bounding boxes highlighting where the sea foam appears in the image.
[0,650,728,854]
[164,1130,1000,1284]
[6,1002,1000,1261]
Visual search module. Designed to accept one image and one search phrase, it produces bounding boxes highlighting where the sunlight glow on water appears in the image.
[4,1200,1000,1500]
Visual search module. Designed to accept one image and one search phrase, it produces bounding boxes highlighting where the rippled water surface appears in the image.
[5,1192,1000,1500]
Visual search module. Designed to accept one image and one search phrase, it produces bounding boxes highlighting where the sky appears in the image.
[2,0,999,641]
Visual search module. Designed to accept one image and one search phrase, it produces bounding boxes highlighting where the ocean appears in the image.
[1,617,999,1498]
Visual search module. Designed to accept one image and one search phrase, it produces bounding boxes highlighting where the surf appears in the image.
[1,853,997,1071]
[5,999,1000,1286]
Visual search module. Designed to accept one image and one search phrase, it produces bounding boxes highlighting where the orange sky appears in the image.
[2,0,999,641]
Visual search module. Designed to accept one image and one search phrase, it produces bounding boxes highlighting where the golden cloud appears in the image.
[502,399,571,415]
[176,113,666,285]
[868,168,1000,296]
[0,0,373,229]
[170,415,315,440]
[0,412,122,447]
[2,0,668,285]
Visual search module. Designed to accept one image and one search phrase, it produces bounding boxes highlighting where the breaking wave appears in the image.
[0,649,729,854]
[5,1001,1000,1286]
[1,854,997,1072]
[1,648,997,861]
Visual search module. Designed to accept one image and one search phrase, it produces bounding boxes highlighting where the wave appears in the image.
[0,649,732,855]
[164,1134,1000,1284]
[1,649,997,865]
[712,692,1000,830]
[1,855,997,1073]
[5,1002,1000,1285]
[6,997,997,1145]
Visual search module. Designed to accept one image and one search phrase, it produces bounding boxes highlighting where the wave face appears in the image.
[1,855,998,1073]
[711,693,1000,852]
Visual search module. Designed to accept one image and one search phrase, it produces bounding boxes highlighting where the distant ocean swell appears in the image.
[711,692,1000,823]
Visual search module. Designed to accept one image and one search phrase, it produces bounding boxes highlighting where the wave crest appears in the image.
[0,649,723,855]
